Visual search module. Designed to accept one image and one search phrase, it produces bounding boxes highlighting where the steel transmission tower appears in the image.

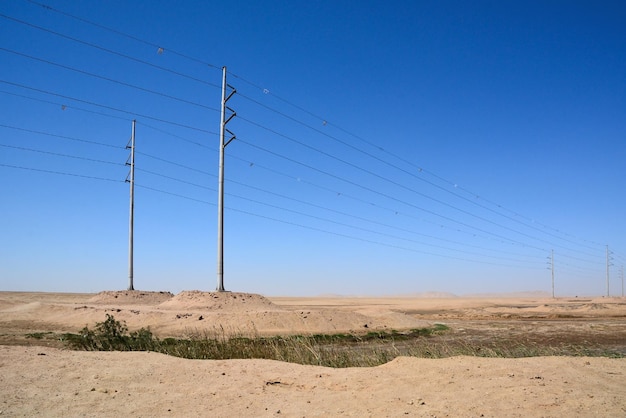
[216,67,236,292]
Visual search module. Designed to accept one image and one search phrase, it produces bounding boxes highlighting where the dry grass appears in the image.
[49,315,624,367]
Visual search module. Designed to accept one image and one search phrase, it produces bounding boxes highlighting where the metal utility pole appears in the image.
[551,249,555,298]
[216,66,236,292]
[605,245,609,297]
[126,120,136,291]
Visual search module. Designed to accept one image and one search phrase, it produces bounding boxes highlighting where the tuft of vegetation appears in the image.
[26,332,54,340]
[60,315,623,367]
[63,314,156,351]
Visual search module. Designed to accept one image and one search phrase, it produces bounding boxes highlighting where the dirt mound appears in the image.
[158,291,281,312]
[88,291,174,305]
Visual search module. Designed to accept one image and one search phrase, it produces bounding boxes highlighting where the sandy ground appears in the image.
[1,291,625,417]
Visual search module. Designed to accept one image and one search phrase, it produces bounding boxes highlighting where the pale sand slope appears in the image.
[2,291,625,340]
[1,346,624,417]
[0,291,434,338]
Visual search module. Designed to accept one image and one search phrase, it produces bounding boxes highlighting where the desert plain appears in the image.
[0,290,625,417]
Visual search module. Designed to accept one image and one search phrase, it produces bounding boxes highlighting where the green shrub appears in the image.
[65,314,155,352]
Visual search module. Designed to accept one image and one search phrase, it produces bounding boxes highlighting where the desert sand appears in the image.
[1,290,625,417]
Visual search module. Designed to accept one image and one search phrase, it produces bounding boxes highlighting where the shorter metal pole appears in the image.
[127,120,136,291]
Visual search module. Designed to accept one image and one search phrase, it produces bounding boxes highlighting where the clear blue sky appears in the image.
[1,0,624,296]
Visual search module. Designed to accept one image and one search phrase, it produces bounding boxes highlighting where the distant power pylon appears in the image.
[216,67,236,292]
[606,245,613,297]
[550,249,555,298]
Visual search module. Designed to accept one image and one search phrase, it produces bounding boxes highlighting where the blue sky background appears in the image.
[1,0,624,296]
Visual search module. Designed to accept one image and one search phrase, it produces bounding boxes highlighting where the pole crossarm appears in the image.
[225,128,236,147]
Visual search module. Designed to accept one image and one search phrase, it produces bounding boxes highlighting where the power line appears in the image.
[131,151,544,263]
[24,0,222,71]
[228,152,496,242]
[237,138,551,252]
[225,187,544,265]
[236,112,601,259]
[237,90,603,253]
[130,150,538,261]
[22,0,608,255]
[139,122,213,149]
[0,162,123,182]
[3,135,593,270]
[0,142,125,166]
[0,136,591,275]
[135,151,212,176]
[239,115,598,257]
[135,183,212,205]
[0,89,131,122]
[0,123,125,149]
[225,165,544,261]
[142,156,546,263]
[9,0,613,281]
[230,155,604,267]
[0,80,217,135]
[0,47,219,112]
[135,182,544,267]
[0,11,221,89]
[232,72,606,252]
[136,168,213,190]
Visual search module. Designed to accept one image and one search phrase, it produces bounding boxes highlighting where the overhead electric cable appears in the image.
[22,0,606,252]
[0,89,132,122]
[232,72,605,251]
[237,113,600,259]
[228,152,497,242]
[0,12,221,89]
[237,91,602,252]
[0,162,123,182]
[25,0,222,70]
[225,189,541,264]
[226,177,545,263]
[139,122,212,149]
[237,138,547,252]
[135,151,212,176]
[136,168,213,190]
[134,152,542,261]
[239,116,547,242]
[0,80,216,135]
[0,143,124,166]
[0,47,218,112]
[135,183,212,205]
[135,182,542,268]
[0,123,125,149]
